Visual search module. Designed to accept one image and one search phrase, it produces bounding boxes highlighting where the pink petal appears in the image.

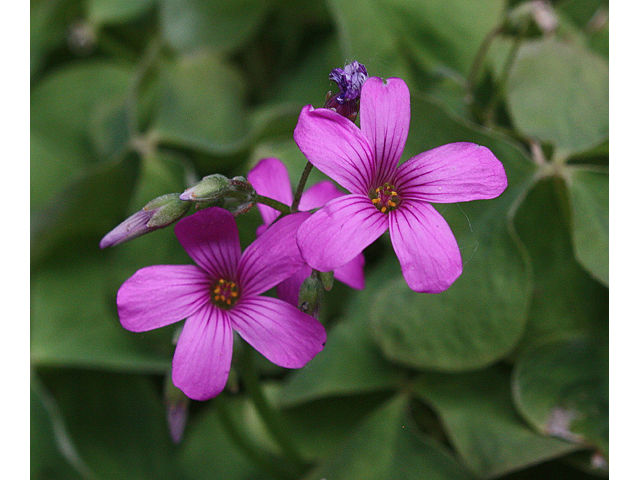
[395,142,508,203]
[334,253,366,290]
[175,207,241,279]
[276,266,312,307]
[389,199,462,293]
[298,180,345,212]
[229,296,326,368]
[360,77,411,185]
[172,304,234,401]
[238,212,310,296]
[294,105,375,195]
[117,265,211,332]
[247,157,294,226]
[296,194,388,272]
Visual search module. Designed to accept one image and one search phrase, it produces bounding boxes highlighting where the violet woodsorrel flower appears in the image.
[247,157,365,306]
[294,76,508,293]
[117,207,326,401]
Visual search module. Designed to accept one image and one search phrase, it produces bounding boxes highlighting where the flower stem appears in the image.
[291,162,314,212]
[466,26,503,105]
[483,31,524,127]
[217,395,295,480]
[237,345,307,477]
[254,195,292,215]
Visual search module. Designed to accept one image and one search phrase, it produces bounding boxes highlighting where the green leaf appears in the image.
[37,369,184,479]
[306,394,474,480]
[327,0,504,83]
[279,253,406,406]
[280,391,395,461]
[369,97,535,371]
[278,312,400,406]
[513,335,609,457]
[31,243,174,373]
[31,155,139,264]
[159,0,271,54]
[88,94,132,160]
[178,400,271,480]
[31,375,86,480]
[31,0,83,76]
[505,38,608,158]
[87,0,154,24]
[31,62,135,261]
[512,176,608,352]
[413,368,578,478]
[31,62,133,178]
[153,53,250,155]
[566,167,609,286]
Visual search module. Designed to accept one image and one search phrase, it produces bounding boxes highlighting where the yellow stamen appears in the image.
[372,198,380,204]
[381,206,387,213]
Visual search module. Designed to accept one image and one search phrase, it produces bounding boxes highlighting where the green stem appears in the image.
[483,31,524,127]
[255,195,291,215]
[466,26,503,105]
[291,162,314,212]
[217,396,293,480]
[237,346,307,477]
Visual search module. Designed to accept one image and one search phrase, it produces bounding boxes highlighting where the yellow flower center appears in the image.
[211,278,240,309]
[371,183,400,214]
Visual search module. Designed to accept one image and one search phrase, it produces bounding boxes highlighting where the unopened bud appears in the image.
[225,176,256,216]
[318,271,334,291]
[164,371,190,444]
[504,1,558,36]
[324,61,368,122]
[99,193,191,248]
[180,174,230,202]
[298,273,324,317]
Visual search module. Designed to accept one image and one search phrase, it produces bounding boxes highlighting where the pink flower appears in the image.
[294,76,508,293]
[117,207,326,400]
[247,157,365,306]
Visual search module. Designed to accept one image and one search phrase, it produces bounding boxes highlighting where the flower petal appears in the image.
[117,265,211,332]
[396,142,508,203]
[238,212,310,296]
[297,194,388,272]
[247,157,294,226]
[175,207,241,279]
[298,180,345,212]
[294,105,375,194]
[230,296,326,368]
[172,304,234,401]
[360,77,411,184]
[334,253,366,290]
[389,199,462,293]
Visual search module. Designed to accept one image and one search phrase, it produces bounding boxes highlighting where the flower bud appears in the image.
[324,61,368,122]
[225,176,256,216]
[318,270,334,291]
[503,1,558,36]
[298,273,324,317]
[164,371,190,444]
[180,174,230,202]
[99,193,191,248]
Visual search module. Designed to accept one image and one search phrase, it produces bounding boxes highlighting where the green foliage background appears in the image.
[31,0,609,478]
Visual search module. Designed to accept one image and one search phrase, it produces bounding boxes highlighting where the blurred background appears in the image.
[31,0,608,479]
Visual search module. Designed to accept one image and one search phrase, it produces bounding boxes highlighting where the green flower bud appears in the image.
[145,193,192,228]
[318,271,334,291]
[298,274,324,317]
[180,174,230,202]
